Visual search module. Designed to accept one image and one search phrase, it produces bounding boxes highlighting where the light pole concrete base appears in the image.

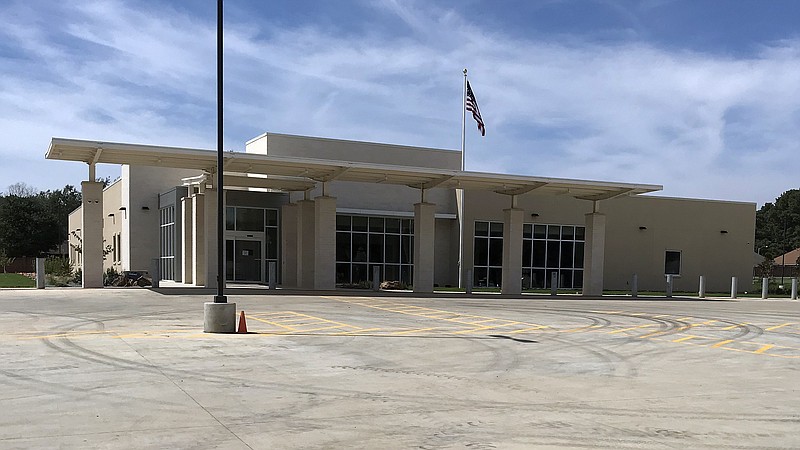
[204,302,237,333]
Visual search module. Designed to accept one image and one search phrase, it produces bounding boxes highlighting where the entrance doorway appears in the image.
[226,235,264,283]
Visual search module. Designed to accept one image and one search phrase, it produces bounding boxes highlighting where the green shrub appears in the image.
[103,267,120,286]
[44,256,72,277]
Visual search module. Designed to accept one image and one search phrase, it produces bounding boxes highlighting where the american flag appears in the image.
[465,81,485,136]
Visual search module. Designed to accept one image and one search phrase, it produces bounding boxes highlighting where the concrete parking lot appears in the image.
[1,288,798,449]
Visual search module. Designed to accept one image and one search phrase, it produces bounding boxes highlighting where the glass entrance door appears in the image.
[225,238,264,283]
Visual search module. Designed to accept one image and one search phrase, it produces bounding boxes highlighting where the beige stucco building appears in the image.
[50,133,756,294]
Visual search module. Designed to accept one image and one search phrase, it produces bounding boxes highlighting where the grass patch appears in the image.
[0,273,35,288]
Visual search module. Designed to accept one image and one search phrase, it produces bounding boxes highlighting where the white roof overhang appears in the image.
[46,138,662,199]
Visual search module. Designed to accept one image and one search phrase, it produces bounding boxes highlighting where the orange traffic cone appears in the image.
[237,310,248,333]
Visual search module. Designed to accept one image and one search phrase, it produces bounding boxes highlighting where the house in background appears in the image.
[772,248,800,279]
[51,132,756,294]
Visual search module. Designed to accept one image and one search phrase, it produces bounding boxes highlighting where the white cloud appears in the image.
[1,0,799,206]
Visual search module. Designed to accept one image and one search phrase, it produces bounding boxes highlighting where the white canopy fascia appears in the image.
[46,138,662,200]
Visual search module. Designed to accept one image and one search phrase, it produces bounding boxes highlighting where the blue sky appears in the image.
[2,0,800,205]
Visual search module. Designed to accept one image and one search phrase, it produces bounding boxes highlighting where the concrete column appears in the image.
[192,193,206,286]
[296,199,315,289]
[150,258,160,288]
[181,196,194,285]
[81,181,104,288]
[314,196,336,290]
[698,275,706,298]
[413,202,436,293]
[666,274,673,298]
[35,258,45,289]
[372,266,381,291]
[268,262,277,290]
[281,203,298,288]
[203,188,219,289]
[582,212,606,296]
[501,208,524,295]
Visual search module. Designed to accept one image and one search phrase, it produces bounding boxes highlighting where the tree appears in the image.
[755,189,800,260]
[0,251,13,273]
[0,184,82,257]
[5,182,37,197]
[755,257,774,278]
[0,195,53,256]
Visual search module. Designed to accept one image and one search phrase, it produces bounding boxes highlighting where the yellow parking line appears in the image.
[248,316,299,331]
[557,324,604,333]
[462,318,502,325]
[672,335,700,343]
[722,323,748,331]
[754,344,775,354]
[607,324,656,334]
[766,323,795,331]
[292,325,351,333]
[692,320,718,326]
[509,325,549,334]
[389,327,440,335]
[112,330,197,339]
[20,330,111,340]
[711,339,734,348]
[334,328,382,335]
[454,322,522,334]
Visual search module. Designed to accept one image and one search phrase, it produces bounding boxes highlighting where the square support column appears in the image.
[296,199,316,289]
[192,193,206,286]
[314,196,337,290]
[501,208,524,295]
[280,203,298,288]
[81,181,104,288]
[181,196,194,285]
[413,202,436,293]
[582,212,606,296]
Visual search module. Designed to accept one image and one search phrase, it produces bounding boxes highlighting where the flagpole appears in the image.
[458,68,467,289]
[461,68,467,171]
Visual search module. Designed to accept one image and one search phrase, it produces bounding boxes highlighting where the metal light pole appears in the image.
[781,219,787,287]
[214,0,226,304]
[203,0,235,332]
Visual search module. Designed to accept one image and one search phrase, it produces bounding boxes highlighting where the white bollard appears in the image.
[35,257,45,289]
[466,269,472,294]
[550,271,558,296]
[730,276,738,299]
[631,274,638,298]
[150,258,160,288]
[792,278,797,300]
[698,275,706,299]
[372,265,380,291]
[761,277,769,299]
[268,261,277,290]
[666,274,673,298]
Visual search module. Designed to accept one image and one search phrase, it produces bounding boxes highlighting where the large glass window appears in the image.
[336,215,414,286]
[159,206,175,280]
[474,221,504,287]
[522,223,585,290]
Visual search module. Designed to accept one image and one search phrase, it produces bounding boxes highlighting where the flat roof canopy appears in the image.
[46,138,662,201]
